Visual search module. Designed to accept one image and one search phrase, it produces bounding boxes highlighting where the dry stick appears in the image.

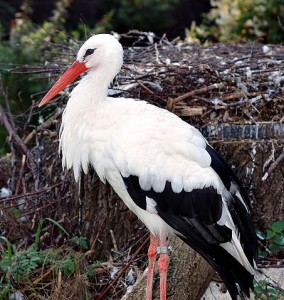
[0,77,25,155]
[0,99,37,180]
[174,83,225,103]
[0,182,64,203]
[85,216,107,258]
[33,267,54,285]
[0,104,28,156]
[96,235,150,300]
[110,229,119,253]
[136,80,154,94]
[24,100,35,131]
[2,82,17,132]
[0,204,31,239]
[258,264,284,268]
[55,269,62,300]
[262,147,284,181]
[221,91,261,101]
[15,154,26,195]
[167,82,225,111]
[195,95,262,108]
[23,107,63,145]
[3,194,70,215]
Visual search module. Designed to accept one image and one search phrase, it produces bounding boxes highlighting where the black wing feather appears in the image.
[206,144,257,265]
[123,174,255,299]
[122,143,257,300]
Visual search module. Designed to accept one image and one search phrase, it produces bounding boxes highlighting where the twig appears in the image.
[1,79,16,132]
[55,269,62,300]
[15,154,26,195]
[85,216,107,257]
[154,43,161,64]
[0,85,38,179]
[96,235,150,300]
[136,80,154,94]
[0,103,29,156]
[195,95,262,108]
[24,100,35,131]
[33,267,54,285]
[110,229,119,252]
[262,141,275,172]
[171,82,225,106]
[257,264,284,268]
[23,107,63,145]
[262,147,284,181]
[0,182,64,203]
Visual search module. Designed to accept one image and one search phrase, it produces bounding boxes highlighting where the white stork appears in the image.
[39,34,257,300]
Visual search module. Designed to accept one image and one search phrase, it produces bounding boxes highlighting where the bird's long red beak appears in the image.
[38,61,88,107]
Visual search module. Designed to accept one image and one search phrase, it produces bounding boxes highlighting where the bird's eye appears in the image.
[84,48,96,59]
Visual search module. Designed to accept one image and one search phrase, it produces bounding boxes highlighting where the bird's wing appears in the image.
[110,99,221,193]
[110,100,256,299]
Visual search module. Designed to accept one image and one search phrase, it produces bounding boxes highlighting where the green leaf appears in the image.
[272,234,284,246]
[71,236,89,250]
[9,207,21,218]
[271,220,284,233]
[0,284,12,297]
[0,236,12,263]
[21,258,30,268]
[57,257,77,277]
[266,230,276,239]
[33,219,44,250]
[269,243,282,254]
[30,255,41,262]
[45,217,69,237]
[254,284,263,293]
[29,261,38,270]
[258,248,267,257]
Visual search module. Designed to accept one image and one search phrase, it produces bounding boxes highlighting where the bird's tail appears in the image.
[178,231,254,300]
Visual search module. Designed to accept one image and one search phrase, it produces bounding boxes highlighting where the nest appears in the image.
[0,31,283,299]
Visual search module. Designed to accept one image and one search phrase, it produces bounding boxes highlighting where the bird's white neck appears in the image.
[70,66,114,105]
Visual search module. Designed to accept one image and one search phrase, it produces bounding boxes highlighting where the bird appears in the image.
[39,34,257,300]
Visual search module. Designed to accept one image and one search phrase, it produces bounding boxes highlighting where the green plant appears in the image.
[0,217,72,296]
[187,0,284,44]
[0,245,46,281]
[265,220,284,253]
[257,219,284,255]
[71,236,89,250]
[0,1,90,155]
[95,0,180,34]
[253,220,284,300]
[55,256,77,277]
[254,279,284,300]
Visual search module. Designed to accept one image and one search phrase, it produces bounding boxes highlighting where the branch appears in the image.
[97,235,150,300]
[170,83,225,104]
[23,107,63,145]
[262,147,284,181]
[0,103,28,156]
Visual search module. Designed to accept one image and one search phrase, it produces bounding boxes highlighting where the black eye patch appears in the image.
[84,48,96,59]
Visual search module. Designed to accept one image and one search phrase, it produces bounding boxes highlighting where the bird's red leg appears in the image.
[146,233,158,300]
[157,238,169,300]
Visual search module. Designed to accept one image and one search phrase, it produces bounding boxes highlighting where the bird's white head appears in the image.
[38,34,123,107]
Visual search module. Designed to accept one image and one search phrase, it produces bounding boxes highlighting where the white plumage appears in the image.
[39,34,256,300]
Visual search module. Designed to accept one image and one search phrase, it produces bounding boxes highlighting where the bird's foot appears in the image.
[158,251,170,300]
[146,234,158,300]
